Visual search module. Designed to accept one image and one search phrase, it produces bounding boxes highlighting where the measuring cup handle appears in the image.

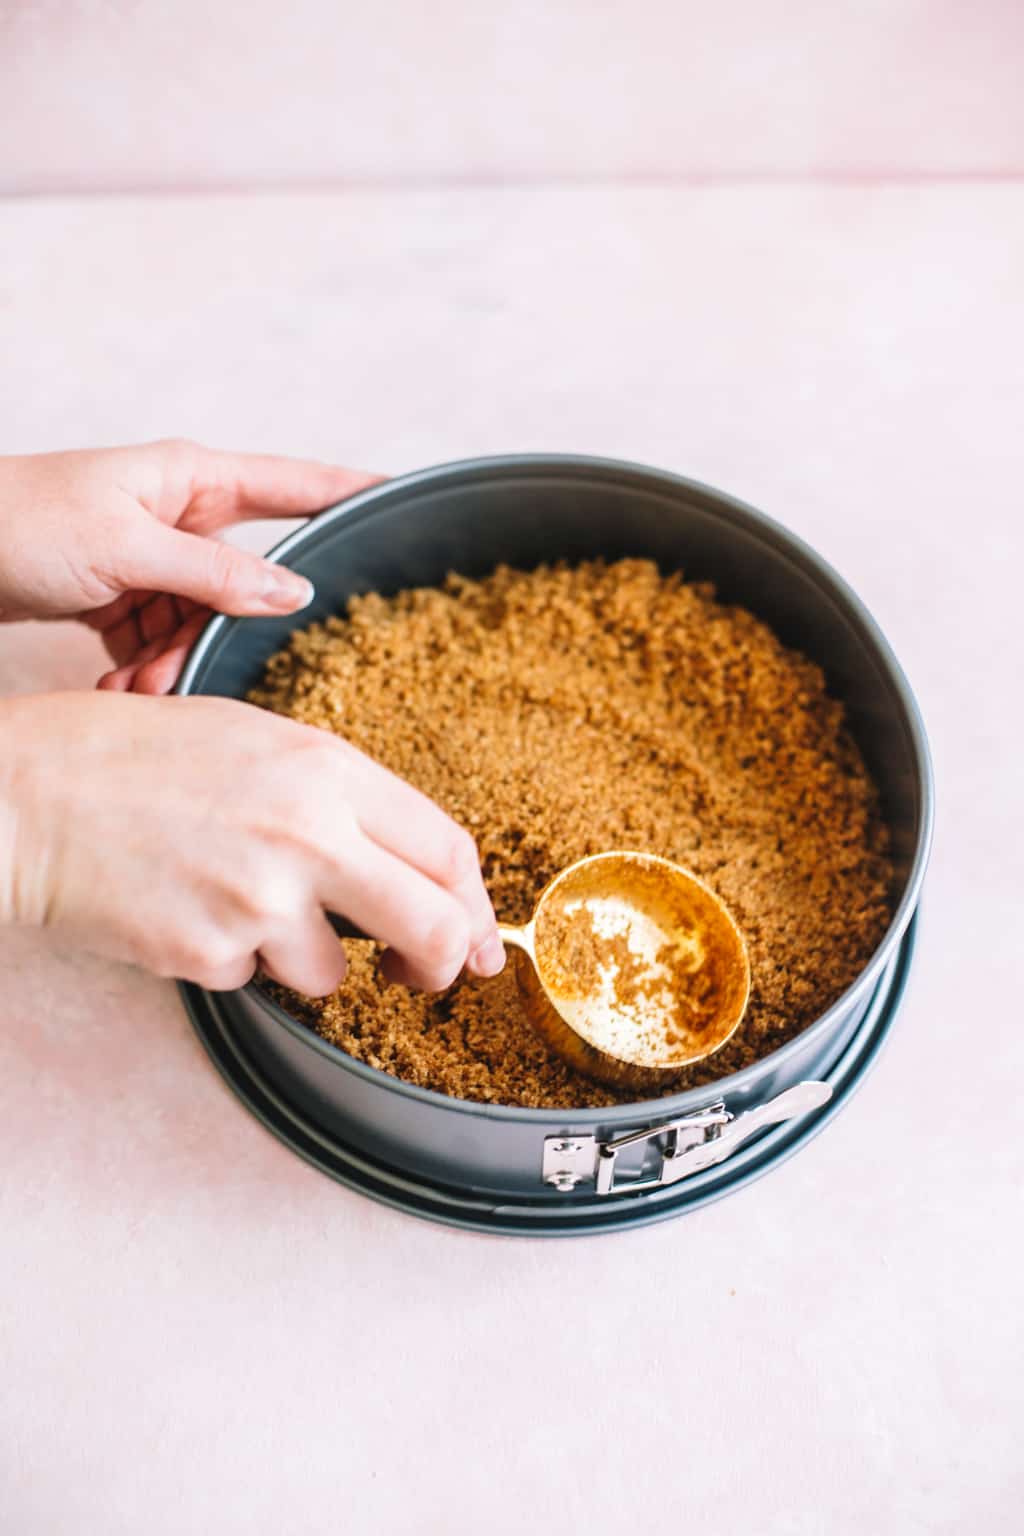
[329,913,530,953]
[497,922,535,958]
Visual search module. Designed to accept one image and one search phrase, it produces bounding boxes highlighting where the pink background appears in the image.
[2,1,1024,190]
[1,5,1022,1533]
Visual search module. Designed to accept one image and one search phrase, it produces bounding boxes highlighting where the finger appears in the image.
[95,608,207,693]
[258,913,348,998]
[96,664,135,692]
[344,749,503,978]
[97,606,145,666]
[97,659,156,692]
[86,589,208,666]
[139,593,181,644]
[319,832,471,993]
[185,449,385,531]
[80,589,149,635]
[129,610,212,695]
[196,954,260,992]
[122,524,315,618]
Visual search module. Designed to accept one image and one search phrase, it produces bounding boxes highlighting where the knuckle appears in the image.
[204,957,257,992]
[304,725,347,762]
[204,538,242,605]
[259,890,301,929]
[417,907,471,973]
[179,934,245,985]
[287,790,358,867]
[443,825,481,889]
[146,948,184,981]
[231,867,300,928]
[300,735,347,786]
[296,959,345,999]
[274,731,343,795]
[240,752,355,870]
[157,435,202,466]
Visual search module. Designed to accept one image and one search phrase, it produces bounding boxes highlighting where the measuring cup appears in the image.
[497,851,751,1090]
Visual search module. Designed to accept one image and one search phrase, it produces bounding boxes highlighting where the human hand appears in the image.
[0,439,381,693]
[0,692,505,995]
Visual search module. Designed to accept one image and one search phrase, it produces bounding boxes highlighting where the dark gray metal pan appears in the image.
[176,455,933,1231]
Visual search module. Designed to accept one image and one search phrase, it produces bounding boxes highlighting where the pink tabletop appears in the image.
[1,183,1021,1531]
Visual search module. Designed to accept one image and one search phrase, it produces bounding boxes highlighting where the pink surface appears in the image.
[1,183,1022,1530]
[2,2,1024,192]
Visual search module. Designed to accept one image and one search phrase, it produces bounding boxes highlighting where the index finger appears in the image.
[340,744,503,977]
[189,448,386,529]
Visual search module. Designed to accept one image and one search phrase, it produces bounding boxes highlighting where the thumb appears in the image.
[126,526,315,617]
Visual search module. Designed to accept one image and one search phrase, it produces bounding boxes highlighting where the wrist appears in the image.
[0,695,55,928]
[0,697,21,925]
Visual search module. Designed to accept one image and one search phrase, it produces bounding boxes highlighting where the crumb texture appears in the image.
[250,560,893,1108]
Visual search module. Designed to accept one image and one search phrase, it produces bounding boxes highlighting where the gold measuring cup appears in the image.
[497,851,751,1091]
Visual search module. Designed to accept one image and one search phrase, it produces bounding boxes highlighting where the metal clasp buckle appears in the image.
[595,1104,731,1194]
[541,1082,833,1195]
[541,1102,729,1194]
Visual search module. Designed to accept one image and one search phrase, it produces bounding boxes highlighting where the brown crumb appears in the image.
[250,559,893,1108]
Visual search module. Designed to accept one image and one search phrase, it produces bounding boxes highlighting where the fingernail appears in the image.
[469,932,506,978]
[261,566,315,613]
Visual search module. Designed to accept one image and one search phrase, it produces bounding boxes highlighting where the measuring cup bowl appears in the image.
[498,851,752,1090]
